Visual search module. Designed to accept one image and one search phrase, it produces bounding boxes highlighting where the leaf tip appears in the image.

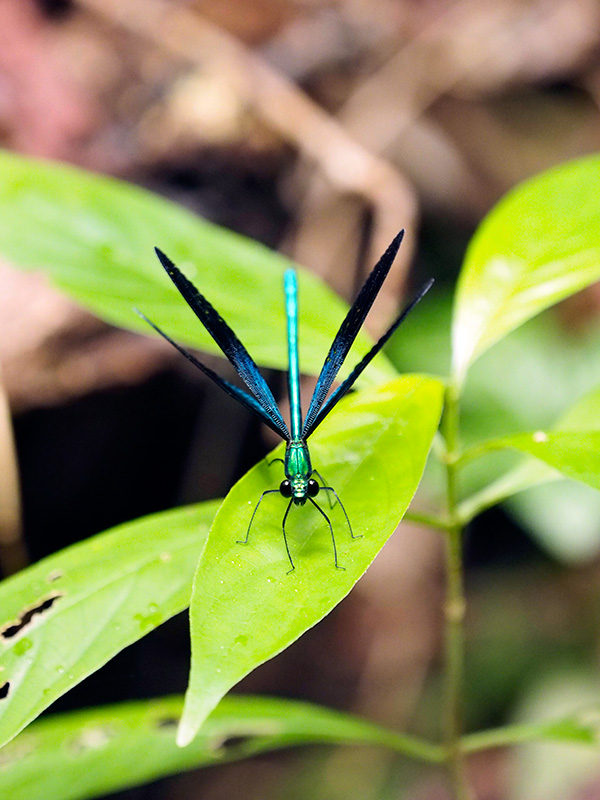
[176,720,197,748]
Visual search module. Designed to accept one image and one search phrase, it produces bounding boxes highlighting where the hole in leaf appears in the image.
[156,716,179,729]
[222,735,252,748]
[1,592,64,640]
[213,734,253,752]
[69,726,114,753]
[0,682,10,699]
[0,736,36,767]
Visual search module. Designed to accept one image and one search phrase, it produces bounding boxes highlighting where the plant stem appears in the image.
[441,383,472,799]
[403,510,453,530]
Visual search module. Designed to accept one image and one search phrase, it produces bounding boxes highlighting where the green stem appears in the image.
[441,383,472,800]
[403,510,453,531]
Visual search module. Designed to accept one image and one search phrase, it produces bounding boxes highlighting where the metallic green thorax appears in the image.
[285,439,313,504]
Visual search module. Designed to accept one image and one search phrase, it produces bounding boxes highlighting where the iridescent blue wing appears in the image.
[151,248,290,441]
[302,278,434,437]
[135,310,289,439]
[301,230,404,439]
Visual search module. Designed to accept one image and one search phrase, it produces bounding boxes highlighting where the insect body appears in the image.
[139,231,432,572]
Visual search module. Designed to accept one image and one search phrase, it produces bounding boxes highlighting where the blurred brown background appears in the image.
[1,1,600,798]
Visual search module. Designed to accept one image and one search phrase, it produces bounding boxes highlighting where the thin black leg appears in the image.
[309,497,344,570]
[238,489,280,544]
[268,457,285,468]
[281,498,295,573]
[311,469,335,508]
[321,487,361,539]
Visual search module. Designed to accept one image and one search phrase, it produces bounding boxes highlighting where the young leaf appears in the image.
[458,384,600,520]
[452,154,600,384]
[556,384,600,429]
[459,383,600,521]
[463,431,600,493]
[0,695,442,800]
[463,708,600,753]
[503,387,600,560]
[0,502,219,749]
[177,375,444,746]
[0,149,395,384]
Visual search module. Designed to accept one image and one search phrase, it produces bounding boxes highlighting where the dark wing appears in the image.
[301,230,404,439]
[136,309,290,440]
[151,248,290,441]
[302,278,434,438]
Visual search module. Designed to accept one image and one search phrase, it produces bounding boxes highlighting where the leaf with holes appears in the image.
[0,694,443,800]
[0,502,218,748]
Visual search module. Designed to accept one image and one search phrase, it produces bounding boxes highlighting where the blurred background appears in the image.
[1,1,600,798]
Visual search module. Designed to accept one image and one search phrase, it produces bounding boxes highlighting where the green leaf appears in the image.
[463,431,600,493]
[556,384,600,429]
[452,154,600,384]
[0,149,395,384]
[0,696,442,800]
[0,502,219,749]
[501,386,600,562]
[177,375,444,745]
[463,709,600,753]
[458,384,600,521]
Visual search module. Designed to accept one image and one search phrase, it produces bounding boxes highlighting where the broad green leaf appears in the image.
[0,149,395,384]
[178,376,444,745]
[452,154,600,384]
[0,502,219,749]
[0,696,442,800]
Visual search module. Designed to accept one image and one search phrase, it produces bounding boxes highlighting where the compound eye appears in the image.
[279,480,292,497]
[307,479,320,497]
